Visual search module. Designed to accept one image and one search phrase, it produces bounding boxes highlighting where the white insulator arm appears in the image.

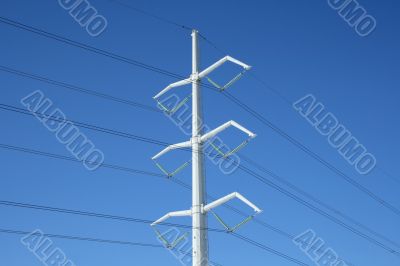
[152,140,191,160]
[199,56,251,78]
[203,192,262,213]
[153,78,192,99]
[151,209,192,226]
[200,120,256,143]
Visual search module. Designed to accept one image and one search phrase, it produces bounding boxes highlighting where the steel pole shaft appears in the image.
[191,29,209,266]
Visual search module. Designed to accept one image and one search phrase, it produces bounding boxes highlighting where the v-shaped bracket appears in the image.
[151,140,192,178]
[201,120,256,143]
[153,56,251,100]
[204,192,262,233]
[202,120,256,159]
[151,209,192,249]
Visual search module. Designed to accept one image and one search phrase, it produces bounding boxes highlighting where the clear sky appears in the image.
[0,0,399,265]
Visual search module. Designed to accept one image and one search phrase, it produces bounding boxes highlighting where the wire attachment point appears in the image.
[210,211,256,234]
[153,160,191,178]
[152,227,189,249]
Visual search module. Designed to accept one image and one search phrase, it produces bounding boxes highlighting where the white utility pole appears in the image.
[190,29,208,266]
[151,30,262,266]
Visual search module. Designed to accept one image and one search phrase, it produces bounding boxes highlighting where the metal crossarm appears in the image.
[201,120,256,143]
[151,139,192,177]
[152,141,191,161]
[203,192,262,213]
[153,78,192,100]
[202,120,255,160]
[151,209,192,249]
[205,192,262,233]
[198,56,251,79]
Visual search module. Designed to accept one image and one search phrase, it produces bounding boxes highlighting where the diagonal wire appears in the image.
[0,228,223,266]
[239,154,400,250]
[0,65,161,113]
[222,91,400,217]
[106,0,193,31]
[0,206,306,265]
[0,228,163,248]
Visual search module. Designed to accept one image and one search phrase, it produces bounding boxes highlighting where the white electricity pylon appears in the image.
[151,30,262,266]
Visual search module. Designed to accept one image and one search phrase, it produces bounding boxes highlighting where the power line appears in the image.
[0,143,164,178]
[4,61,395,224]
[0,13,397,256]
[107,0,193,31]
[239,154,400,250]
[0,228,163,248]
[0,143,311,242]
[4,61,395,251]
[0,16,184,80]
[221,91,400,217]
[0,105,399,257]
[0,141,313,259]
[198,27,400,189]
[0,143,354,265]
[235,163,400,256]
[1,103,397,255]
[1,64,392,257]
[105,1,292,108]
[0,16,222,96]
[196,31,400,212]
[196,32,293,105]
[0,142,357,265]
[0,142,314,264]
[198,28,400,190]
[0,200,223,233]
[0,228,228,266]
[0,202,308,265]
[1,15,396,220]
[0,7,390,264]
[0,65,161,113]
[231,233,309,266]
[0,104,171,147]
[376,166,400,185]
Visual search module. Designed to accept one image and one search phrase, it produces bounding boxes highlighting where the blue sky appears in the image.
[0,0,399,265]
